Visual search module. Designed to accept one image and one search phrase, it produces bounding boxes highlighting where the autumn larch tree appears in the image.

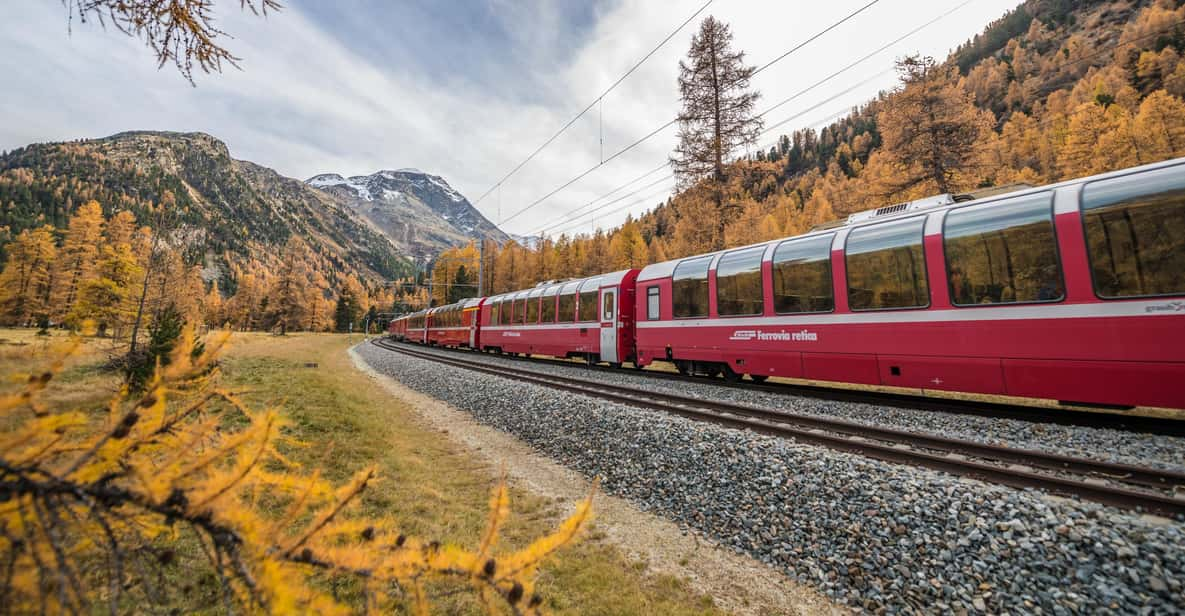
[63,0,282,84]
[671,16,762,251]
[877,55,993,197]
[50,200,105,325]
[0,226,57,326]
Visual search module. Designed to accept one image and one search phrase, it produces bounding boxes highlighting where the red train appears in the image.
[391,158,1185,410]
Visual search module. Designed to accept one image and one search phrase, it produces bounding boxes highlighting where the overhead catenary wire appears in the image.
[472,0,715,208]
[750,0,883,77]
[526,0,978,236]
[540,173,677,235]
[499,0,891,228]
[534,161,670,232]
[561,15,1185,238]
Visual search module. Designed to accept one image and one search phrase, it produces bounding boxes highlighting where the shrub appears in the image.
[0,330,592,613]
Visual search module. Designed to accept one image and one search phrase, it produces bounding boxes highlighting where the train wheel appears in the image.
[586,354,596,366]
[750,374,769,383]
[722,364,742,383]
[632,362,645,371]
[675,360,690,376]
[609,362,622,370]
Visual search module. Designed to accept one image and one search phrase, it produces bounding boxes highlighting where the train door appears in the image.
[468,308,477,348]
[600,287,618,363]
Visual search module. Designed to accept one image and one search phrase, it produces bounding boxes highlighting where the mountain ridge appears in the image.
[304,167,508,259]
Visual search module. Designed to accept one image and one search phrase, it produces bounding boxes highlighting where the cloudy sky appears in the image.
[0,0,1020,236]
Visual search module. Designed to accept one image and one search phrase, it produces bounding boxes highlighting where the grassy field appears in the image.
[0,329,724,615]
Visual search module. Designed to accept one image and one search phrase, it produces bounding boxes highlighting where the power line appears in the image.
[756,0,977,120]
[498,0,888,228]
[539,173,677,235]
[548,180,679,236]
[532,161,669,233]
[472,0,715,208]
[499,118,679,225]
[751,0,884,77]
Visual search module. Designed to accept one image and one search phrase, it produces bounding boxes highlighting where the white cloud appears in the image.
[0,0,1022,236]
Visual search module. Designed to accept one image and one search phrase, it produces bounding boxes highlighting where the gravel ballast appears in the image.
[385,343,1185,473]
[356,342,1185,614]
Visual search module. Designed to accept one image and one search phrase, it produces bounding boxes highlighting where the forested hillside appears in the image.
[0,132,412,332]
[423,0,1185,303]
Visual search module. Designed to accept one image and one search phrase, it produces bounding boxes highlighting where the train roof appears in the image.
[492,269,635,300]
[638,156,1185,282]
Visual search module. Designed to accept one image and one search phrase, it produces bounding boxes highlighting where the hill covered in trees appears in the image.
[417,0,1185,303]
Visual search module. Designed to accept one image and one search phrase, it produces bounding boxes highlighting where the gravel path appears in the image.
[390,343,1185,473]
[357,341,1185,614]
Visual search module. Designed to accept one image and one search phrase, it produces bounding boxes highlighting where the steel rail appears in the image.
[371,338,1185,517]
[397,338,1185,437]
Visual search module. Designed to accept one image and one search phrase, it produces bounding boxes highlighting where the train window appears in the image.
[716,246,765,316]
[944,193,1062,306]
[773,234,834,314]
[578,279,601,322]
[672,256,712,318]
[527,296,540,324]
[1082,167,1185,298]
[603,291,615,320]
[490,301,499,326]
[647,286,660,320]
[541,294,557,322]
[846,217,929,310]
[578,289,598,322]
[558,292,577,322]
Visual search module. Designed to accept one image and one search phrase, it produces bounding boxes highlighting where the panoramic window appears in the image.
[944,192,1062,305]
[846,217,929,310]
[773,234,834,314]
[541,292,557,322]
[558,291,577,322]
[647,286,660,320]
[578,279,601,322]
[672,256,713,318]
[526,296,540,324]
[1082,166,1185,298]
[716,246,765,316]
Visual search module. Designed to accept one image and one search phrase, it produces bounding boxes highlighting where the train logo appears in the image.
[1145,301,1185,313]
[729,329,819,342]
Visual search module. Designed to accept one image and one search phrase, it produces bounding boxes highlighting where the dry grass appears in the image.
[0,328,725,613]
[214,331,724,614]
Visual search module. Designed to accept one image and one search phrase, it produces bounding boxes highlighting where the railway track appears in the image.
[370,337,1185,518]
[415,340,1185,437]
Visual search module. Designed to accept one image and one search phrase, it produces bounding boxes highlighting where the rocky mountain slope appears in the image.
[306,169,507,259]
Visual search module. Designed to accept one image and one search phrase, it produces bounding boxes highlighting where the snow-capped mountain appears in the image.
[509,233,541,250]
[306,169,507,259]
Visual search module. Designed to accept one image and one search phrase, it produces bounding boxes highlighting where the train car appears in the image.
[388,314,408,340]
[480,270,639,366]
[425,298,484,349]
[634,157,1185,409]
[405,310,428,345]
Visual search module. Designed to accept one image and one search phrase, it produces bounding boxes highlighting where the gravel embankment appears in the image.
[356,342,1185,614]
[387,343,1185,473]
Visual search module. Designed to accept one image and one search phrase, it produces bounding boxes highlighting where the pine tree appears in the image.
[0,226,57,326]
[448,265,472,304]
[877,55,993,196]
[671,16,762,250]
[334,286,360,333]
[1134,90,1185,161]
[68,241,143,335]
[269,238,313,334]
[50,200,104,324]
